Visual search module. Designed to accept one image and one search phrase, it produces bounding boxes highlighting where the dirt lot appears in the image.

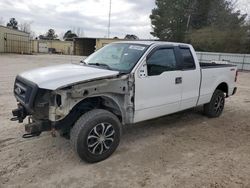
[0,54,250,188]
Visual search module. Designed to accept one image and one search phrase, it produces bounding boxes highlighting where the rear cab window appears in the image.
[179,47,196,70]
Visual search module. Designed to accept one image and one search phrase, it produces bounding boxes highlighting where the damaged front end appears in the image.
[11,73,135,139]
[11,76,53,138]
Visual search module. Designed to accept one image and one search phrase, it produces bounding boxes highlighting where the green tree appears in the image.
[6,18,18,30]
[45,29,58,40]
[63,30,78,41]
[189,0,213,29]
[187,0,248,53]
[150,0,195,41]
[242,24,250,53]
[124,34,139,40]
[38,35,47,40]
[150,0,247,42]
[207,0,247,29]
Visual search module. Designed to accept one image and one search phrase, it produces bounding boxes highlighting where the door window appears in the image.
[147,48,177,76]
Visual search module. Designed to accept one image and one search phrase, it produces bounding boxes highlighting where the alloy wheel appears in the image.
[87,123,115,155]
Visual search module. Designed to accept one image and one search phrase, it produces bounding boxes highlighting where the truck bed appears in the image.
[200,62,236,69]
[197,62,237,106]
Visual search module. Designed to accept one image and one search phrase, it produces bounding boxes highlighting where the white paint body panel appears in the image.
[133,44,237,123]
[19,64,119,90]
[179,45,201,110]
[197,67,236,105]
[180,69,200,110]
[134,71,182,123]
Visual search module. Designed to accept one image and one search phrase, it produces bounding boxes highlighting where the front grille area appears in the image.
[14,79,32,104]
[14,76,38,112]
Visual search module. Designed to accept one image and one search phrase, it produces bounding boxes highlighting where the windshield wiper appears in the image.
[88,63,111,70]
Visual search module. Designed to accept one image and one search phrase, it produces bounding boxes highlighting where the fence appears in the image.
[196,52,250,71]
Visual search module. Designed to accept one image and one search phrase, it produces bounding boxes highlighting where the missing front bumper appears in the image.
[11,104,52,138]
[11,104,27,123]
[22,120,52,138]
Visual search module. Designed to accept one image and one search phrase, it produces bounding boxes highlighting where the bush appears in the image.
[187,27,250,53]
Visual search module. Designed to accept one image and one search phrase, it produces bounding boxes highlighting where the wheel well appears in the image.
[216,82,228,96]
[73,96,122,122]
[57,96,123,136]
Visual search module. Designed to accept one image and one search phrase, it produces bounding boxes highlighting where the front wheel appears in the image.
[70,109,121,163]
[204,89,225,118]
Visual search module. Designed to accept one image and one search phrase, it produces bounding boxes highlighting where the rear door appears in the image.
[134,46,182,122]
[178,47,200,110]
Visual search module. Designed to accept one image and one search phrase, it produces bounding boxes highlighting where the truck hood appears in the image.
[19,64,119,90]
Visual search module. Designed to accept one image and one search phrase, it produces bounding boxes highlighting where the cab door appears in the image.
[134,46,182,123]
[178,47,200,110]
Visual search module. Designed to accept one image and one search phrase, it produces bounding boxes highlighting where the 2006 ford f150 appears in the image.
[11,41,238,163]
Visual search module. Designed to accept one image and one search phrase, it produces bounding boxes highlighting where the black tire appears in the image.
[70,109,121,163]
[204,89,225,118]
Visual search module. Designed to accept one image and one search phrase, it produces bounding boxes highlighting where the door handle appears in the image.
[175,77,182,84]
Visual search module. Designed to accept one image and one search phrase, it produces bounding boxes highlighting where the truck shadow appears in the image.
[121,106,207,139]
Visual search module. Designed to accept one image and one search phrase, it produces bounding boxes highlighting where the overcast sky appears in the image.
[0,0,249,39]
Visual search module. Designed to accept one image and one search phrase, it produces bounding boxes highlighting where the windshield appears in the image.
[84,43,148,73]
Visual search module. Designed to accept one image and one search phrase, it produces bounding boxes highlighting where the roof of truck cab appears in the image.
[113,40,191,47]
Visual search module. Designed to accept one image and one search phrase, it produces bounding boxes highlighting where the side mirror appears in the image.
[80,60,86,65]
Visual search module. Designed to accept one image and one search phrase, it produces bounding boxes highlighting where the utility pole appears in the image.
[107,0,112,38]
[186,14,191,32]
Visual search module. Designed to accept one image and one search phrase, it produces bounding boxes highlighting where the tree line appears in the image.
[4,18,80,41]
[3,18,140,41]
[150,0,250,53]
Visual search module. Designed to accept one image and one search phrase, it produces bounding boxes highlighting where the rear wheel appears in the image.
[204,89,225,118]
[70,109,121,163]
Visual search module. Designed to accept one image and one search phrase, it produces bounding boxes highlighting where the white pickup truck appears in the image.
[12,41,238,163]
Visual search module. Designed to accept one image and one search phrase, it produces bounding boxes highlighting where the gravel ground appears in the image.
[0,54,250,188]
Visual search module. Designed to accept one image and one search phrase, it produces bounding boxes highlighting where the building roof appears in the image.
[0,25,29,34]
